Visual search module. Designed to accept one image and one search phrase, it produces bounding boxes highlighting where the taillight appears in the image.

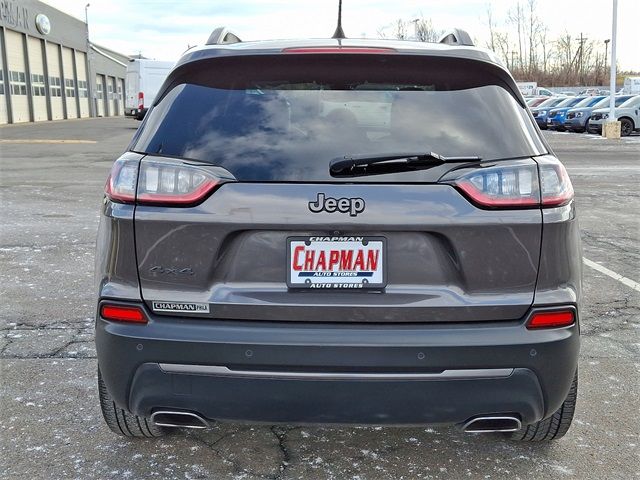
[105,157,138,203]
[453,161,540,208]
[136,158,221,206]
[450,156,574,209]
[537,156,574,206]
[527,310,575,329]
[138,91,144,110]
[105,157,228,206]
[100,304,147,324]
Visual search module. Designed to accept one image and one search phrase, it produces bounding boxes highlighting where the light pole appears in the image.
[605,0,619,138]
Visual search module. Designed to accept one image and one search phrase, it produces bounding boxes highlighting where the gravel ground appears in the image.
[0,118,638,479]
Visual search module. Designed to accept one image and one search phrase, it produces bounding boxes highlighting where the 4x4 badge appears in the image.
[308,193,365,217]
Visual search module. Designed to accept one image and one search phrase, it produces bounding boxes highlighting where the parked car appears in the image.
[546,96,589,130]
[125,59,174,120]
[588,95,640,136]
[530,97,569,129]
[578,88,599,96]
[526,97,548,107]
[555,95,606,131]
[517,82,553,97]
[96,29,581,442]
[559,91,577,96]
[566,95,635,133]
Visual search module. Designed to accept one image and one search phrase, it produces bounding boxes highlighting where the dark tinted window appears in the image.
[133,55,546,182]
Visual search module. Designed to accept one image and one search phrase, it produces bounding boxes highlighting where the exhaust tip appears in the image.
[150,410,208,429]
[462,416,521,433]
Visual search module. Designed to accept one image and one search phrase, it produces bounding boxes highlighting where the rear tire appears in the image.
[98,368,167,438]
[509,371,577,442]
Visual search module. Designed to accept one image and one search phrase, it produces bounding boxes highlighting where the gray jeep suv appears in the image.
[95,31,581,441]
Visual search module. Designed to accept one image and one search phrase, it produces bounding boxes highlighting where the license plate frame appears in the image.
[287,236,387,290]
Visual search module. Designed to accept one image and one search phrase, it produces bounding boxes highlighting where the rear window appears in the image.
[132,55,546,182]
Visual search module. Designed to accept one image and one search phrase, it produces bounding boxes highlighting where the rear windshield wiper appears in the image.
[329,152,481,177]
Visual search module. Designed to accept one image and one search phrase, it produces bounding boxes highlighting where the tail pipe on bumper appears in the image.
[462,415,522,433]
[150,410,209,429]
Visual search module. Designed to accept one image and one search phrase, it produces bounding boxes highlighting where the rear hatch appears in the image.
[129,52,548,323]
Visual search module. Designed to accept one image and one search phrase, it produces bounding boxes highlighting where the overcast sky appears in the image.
[43,0,639,70]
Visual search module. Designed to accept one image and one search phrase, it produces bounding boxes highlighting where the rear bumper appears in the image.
[124,107,147,120]
[96,304,579,426]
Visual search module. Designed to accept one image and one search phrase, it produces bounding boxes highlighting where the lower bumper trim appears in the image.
[158,364,514,381]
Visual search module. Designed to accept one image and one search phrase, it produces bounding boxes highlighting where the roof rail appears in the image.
[438,28,474,47]
[206,27,242,46]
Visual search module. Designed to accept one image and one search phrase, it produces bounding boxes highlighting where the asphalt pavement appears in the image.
[0,118,638,479]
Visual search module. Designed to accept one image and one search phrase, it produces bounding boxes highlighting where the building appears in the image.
[0,0,129,124]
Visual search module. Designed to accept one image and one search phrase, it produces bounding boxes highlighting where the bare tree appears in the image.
[414,18,443,43]
[392,19,408,40]
[485,5,496,52]
[379,4,638,86]
[385,16,442,42]
[508,2,525,71]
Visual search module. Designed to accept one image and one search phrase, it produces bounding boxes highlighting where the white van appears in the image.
[623,77,640,95]
[125,59,174,120]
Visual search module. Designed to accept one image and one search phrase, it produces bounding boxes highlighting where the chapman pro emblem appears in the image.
[152,302,210,314]
[308,193,365,217]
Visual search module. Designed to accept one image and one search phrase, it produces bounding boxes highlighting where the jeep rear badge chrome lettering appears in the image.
[308,193,365,217]
[151,302,210,313]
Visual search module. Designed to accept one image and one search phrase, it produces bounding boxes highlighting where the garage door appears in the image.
[117,78,124,115]
[0,34,7,124]
[75,51,90,117]
[96,74,105,117]
[46,42,64,120]
[5,30,29,123]
[27,37,47,122]
[61,47,77,118]
[107,76,116,116]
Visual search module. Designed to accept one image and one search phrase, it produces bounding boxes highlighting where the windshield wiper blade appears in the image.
[329,151,481,176]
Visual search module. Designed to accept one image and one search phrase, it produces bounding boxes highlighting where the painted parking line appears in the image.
[0,139,97,144]
[583,258,640,293]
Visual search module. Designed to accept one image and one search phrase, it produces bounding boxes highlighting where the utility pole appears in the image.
[578,33,586,86]
[411,18,419,41]
[604,39,610,85]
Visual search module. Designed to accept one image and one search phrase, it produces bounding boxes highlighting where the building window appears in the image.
[65,79,76,98]
[96,82,103,100]
[0,70,4,95]
[31,73,46,96]
[117,84,122,100]
[78,80,88,98]
[107,84,113,100]
[49,76,62,97]
[9,71,27,95]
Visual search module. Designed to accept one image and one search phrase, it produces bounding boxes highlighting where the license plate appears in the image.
[287,236,386,289]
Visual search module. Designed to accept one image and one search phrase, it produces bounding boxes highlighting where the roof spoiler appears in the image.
[438,28,474,47]
[206,27,242,46]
